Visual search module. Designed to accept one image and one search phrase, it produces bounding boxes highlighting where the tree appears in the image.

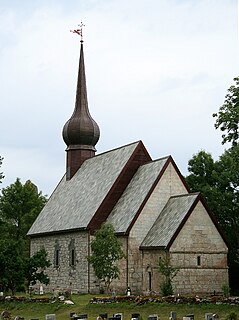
[24,248,51,288]
[0,156,4,184]
[88,223,125,293]
[213,77,239,146]
[0,239,25,295]
[0,239,50,294]
[158,255,179,296]
[0,178,47,241]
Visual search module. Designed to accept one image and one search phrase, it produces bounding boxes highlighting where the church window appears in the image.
[54,240,60,267]
[69,239,76,267]
[197,256,201,266]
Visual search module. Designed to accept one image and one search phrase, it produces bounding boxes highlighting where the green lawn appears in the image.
[0,295,239,320]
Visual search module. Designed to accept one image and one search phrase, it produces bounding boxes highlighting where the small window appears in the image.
[71,249,75,266]
[54,240,60,267]
[197,256,201,266]
[69,239,76,267]
[55,249,59,266]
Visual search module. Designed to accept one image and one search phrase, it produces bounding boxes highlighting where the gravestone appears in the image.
[131,314,140,320]
[169,312,176,320]
[148,315,159,320]
[205,314,213,320]
[113,314,123,320]
[45,315,56,320]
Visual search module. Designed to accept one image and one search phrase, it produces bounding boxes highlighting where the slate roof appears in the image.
[107,157,169,233]
[28,141,141,236]
[140,193,199,249]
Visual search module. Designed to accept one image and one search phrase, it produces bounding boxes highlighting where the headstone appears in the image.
[131,314,140,320]
[170,312,176,320]
[205,314,213,320]
[99,314,107,320]
[148,315,158,320]
[113,314,123,320]
[45,314,56,320]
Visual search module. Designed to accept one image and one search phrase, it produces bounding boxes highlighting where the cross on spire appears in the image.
[70,21,85,42]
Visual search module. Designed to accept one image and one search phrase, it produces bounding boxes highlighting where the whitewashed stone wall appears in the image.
[30,231,89,293]
[128,163,188,293]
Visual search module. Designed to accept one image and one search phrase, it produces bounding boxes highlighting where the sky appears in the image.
[0,0,238,196]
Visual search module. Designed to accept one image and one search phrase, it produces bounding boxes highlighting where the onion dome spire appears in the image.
[63,24,100,180]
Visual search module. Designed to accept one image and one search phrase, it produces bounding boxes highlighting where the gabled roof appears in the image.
[107,157,170,233]
[140,193,200,249]
[28,141,151,236]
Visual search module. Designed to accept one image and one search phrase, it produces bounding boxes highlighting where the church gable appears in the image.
[170,198,228,252]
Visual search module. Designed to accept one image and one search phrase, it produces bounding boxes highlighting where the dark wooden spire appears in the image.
[63,41,100,180]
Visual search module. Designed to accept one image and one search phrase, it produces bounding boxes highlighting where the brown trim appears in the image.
[87,141,152,233]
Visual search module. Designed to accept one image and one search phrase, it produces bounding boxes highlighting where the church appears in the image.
[28,36,228,295]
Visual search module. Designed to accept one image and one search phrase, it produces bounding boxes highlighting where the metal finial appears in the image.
[70,22,85,42]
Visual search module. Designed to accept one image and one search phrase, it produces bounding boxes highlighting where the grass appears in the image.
[1,294,239,320]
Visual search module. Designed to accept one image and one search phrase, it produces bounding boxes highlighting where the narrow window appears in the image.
[55,249,59,266]
[148,272,152,291]
[71,249,75,266]
[54,240,60,267]
[69,239,76,267]
[197,256,201,266]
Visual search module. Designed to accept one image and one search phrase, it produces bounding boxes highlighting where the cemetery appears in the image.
[0,293,238,320]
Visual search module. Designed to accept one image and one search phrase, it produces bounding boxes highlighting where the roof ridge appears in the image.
[94,140,143,158]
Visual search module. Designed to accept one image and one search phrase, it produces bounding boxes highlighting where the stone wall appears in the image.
[30,231,90,293]
[170,201,228,294]
[128,162,188,293]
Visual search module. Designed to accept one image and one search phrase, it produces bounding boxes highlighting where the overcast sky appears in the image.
[0,0,238,196]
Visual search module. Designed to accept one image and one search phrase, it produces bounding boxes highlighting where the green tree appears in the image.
[0,239,25,295]
[24,248,51,288]
[158,255,179,296]
[0,240,50,294]
[88,223,125,293]
[213,77,239,146]
[0,178,47,241]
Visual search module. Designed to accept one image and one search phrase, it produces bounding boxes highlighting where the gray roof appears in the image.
[28,142,140,236]
[141,193,199,248]
[107,157,169,233]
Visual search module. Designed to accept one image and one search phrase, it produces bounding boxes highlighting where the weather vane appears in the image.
[70,22,85,42]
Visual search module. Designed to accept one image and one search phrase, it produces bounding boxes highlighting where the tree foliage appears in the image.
[0,178,47,241]
[88,223,125,292]
[158,255,179,296]
[213,77,239,146]
[0,239,50,295]
[24,248,51,288]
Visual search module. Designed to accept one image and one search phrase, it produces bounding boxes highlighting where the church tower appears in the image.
[62,31,100,180]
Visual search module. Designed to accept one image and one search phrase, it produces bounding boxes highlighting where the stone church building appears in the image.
[28,39,228,295]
